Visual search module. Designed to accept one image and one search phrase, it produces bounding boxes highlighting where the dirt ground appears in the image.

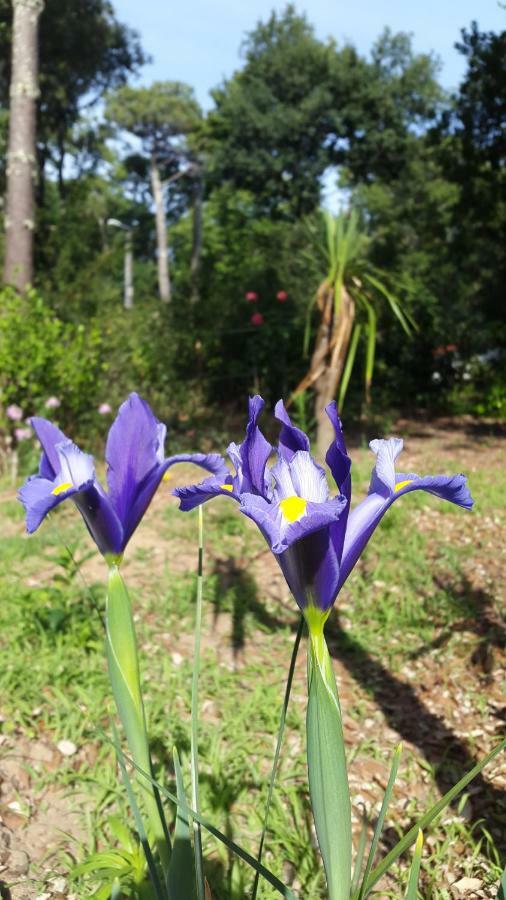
[0,417,504,899]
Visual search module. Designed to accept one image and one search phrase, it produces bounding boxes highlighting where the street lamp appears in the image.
[106,218,134,310]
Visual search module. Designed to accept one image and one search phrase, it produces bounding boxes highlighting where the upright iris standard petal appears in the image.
[337,438,474,591]
[20,393,224,561]
[274,400,310,460]
[236,395,272,495]
[105,393,166,533]
[325,402,352,564]
[30,417,68,480]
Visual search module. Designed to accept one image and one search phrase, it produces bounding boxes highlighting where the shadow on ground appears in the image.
[210,558,506,864]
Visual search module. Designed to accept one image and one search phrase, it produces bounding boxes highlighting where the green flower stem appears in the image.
[190,506,205,900]
[106,565,170,876]
[306,612,351,900]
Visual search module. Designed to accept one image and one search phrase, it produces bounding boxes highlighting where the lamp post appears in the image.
[106,218,134,310]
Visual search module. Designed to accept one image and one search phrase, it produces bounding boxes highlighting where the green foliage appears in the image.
[0,287,104,427]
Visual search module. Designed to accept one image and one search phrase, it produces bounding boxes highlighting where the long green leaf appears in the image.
[356,742,402,900]
[190,506,205,900]
[252,616,304,900]
[113,722,165,900]
[404,830,423,900]
[167,748,197,900]
[497,864,506,900]
[106,566,170,873]
[363,738,506,894]
[362,297,376,403]
[338,323,361,411]
[350,812,369,895]
[363,272,415,336]
[104,733,296,899]
[307,628,351,900]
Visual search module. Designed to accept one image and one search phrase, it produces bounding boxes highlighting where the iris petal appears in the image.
[338,469,473,592]
[274,400,310,460]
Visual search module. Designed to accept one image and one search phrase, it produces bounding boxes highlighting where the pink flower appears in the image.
[251,312,264,326]
[245,291,258,302]
[6,404,23,421]
[98,402,112,415]
[276,290,288,302]
[45,396,61,409]
[15,427,32,442]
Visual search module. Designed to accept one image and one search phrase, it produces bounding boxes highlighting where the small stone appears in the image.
[57,739,77,757]
[452,876,483,892]
[171,652,183,666]
[8,848,29,874]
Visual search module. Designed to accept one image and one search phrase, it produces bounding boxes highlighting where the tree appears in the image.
[206,6,365,218]
[0,0,145,197]
[291,211,413,454]
[3,0,44,290]
[106,81,202,303]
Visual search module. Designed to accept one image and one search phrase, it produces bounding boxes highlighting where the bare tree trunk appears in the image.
[314,285,355,455]
[190,173,203,304]
[290,280,355,457]
[3,0,44,291]
[150,153,170,303]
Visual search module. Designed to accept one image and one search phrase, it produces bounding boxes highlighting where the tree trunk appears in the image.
[314,285,355,455]
[190,174,203,304]
[3,0,44,291]
[150,153,170,303]
[290,280,355,457]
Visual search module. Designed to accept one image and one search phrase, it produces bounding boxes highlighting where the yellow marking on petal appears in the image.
[220,484,233,492]
[52,481,72,496]
[162,471,171,482]
[279,495,307,523]
[395,479,414,492]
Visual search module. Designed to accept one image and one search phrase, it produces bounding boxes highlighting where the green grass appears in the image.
[0,444,504,898]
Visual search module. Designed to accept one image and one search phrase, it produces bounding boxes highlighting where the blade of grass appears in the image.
[112,723,166,900]
[404,830,423,900]
[191,505,205,900]
[103,732,296,899]
[356,742,402,899]
[167,748,197,899]
[497,864,506,900]
[362,739,505,894]
[251,615,304,900]
[350,810,369,895]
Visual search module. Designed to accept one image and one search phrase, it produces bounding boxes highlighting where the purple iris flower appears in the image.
[173,396,473,616]
[18,392,227,563]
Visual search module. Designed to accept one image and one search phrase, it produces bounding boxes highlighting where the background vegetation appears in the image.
[1,2,504,445]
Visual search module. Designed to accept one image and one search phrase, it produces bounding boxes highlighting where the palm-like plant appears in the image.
[291,209,415,455]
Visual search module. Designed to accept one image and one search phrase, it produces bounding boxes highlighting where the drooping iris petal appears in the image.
[274,400,310,460]
[173,475,238,512]
[18,476,81,533]
[239,492,347,555]
[337,439,474,591]
[18,437,125,556]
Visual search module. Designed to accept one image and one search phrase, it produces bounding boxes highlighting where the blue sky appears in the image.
[114,0,504,109]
